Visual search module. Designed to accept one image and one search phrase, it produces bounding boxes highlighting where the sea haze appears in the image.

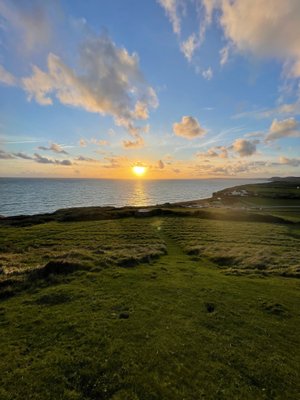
[0,178,266,217]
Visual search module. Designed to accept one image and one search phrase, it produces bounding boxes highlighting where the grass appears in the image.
[0,219,166,277]
[0,215,299,399]
[162,217,300,277]
[208,180,300,213]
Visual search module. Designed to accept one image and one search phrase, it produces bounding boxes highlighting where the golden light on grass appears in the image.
[132,165,147,177]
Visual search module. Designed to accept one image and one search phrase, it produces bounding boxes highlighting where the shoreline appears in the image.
[0,180,263,219]
[1,178,299,226]
[0,178,268,218]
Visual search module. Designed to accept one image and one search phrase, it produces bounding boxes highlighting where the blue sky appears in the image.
[0,0,300,178]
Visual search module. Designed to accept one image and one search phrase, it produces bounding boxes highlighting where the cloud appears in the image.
[233,102,300,120]
[158,1,204,63]
[22,32,158,144]
[123,136,144,149]
[279,156,300,167]
[37,142,68,154]
[79,138,109,147]
[266,117,300,141]
[244,131,264,139]
[0,0,54,52]
[49,143,68,154]
[160,0,300,76]
[75,156,100,163]
[59,159,72,166]
[261,102,300,118]
[121,122,149,149]
[12,152,33,160]
[33,153,72,165]
[197,146,228,159]
[202,0,300,77]
[219,45,230,66]
[232,139,257,157]
[173,116,207,139]
[103,156,125,169]
[180,34,200,62]
[158,160,165,169]
[157,0,182,35]
[0,150,73,166]
[90,138,109,146]
[0,149,15,159]
[202,67,213,80]
[133,101,149,120]
[0,65,16,86]
[98,140,109,146]
[195,160,270,176]
[79,139,87,147]
[33,153,55,164]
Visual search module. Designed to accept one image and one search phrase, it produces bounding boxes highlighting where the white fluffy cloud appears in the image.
[159,0,300,78]
[22,33,158,145]
[173,116,207,139]
[266,117,300,141]
[202,0,300,76]
[197,139,257,159]
[232,139,257,157]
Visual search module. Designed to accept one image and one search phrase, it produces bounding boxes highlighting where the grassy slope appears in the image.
[0,217,300,399]
[210,181,300,211]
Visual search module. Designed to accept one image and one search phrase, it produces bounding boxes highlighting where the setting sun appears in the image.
[132,165,147,177]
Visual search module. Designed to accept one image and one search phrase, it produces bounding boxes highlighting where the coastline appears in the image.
[1,178,299,226]
[0,177,267,218]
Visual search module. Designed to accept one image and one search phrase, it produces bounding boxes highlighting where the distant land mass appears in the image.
[270,176,300,183]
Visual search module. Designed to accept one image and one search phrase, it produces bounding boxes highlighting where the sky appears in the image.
[0,0,300,179]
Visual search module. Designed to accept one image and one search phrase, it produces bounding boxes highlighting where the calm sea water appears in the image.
[0,178,266,216]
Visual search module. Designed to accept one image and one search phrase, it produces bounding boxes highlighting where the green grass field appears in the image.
[0,214,299,399]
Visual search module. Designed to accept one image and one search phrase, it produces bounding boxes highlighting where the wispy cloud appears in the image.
[0,65,16,86]
[0,0,56,52]
[157,0,182,36]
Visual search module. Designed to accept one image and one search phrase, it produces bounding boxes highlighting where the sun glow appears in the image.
[132,165,147,177]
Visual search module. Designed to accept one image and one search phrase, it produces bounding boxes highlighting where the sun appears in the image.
[132,165,147,177]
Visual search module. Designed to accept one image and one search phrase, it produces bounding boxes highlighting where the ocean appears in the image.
[0,178,266,216]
